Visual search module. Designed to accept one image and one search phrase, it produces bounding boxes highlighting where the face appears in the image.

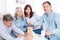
[25,7,31,15]
[3,20,13,27]
[16,8,23,17]
[43,3,51,14]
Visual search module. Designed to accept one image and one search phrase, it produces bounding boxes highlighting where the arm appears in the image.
[34,16,44,29]
[12,24,25,35]
[52,14,60,34]
[33,14,40,26]
[0,28,16,40]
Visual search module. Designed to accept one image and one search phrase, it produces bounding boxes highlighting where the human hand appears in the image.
[16,33,23,38]
[28,22,33,26]
[45,31,52,36]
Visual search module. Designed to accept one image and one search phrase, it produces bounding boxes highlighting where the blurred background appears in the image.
[0,0,60,16]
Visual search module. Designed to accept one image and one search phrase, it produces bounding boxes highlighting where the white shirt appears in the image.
[0,21,24,40]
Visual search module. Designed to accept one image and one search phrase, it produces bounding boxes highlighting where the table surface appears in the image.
[33,32,46,40]
[16,32,46,40]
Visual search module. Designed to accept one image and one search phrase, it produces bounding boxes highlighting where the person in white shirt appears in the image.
[0,14,25,40]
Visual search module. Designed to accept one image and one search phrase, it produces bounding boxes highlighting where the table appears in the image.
[32,32,46,40]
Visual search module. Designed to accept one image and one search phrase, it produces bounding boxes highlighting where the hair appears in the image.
[3,14,13,21]
[14,7,24,20]
[42,1,51,6]
[24,4,33,18]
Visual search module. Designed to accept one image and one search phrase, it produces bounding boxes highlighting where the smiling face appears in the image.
[24,5,33,18]
[16,8,23,17]
[43,1,52,14]
[25,7,31,15]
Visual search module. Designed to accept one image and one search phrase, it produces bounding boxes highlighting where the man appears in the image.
[39,1,60,40]
[0,14,24,40]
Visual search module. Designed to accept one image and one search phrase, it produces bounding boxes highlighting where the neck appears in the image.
[47,10,52,15]
[27,14,30,18]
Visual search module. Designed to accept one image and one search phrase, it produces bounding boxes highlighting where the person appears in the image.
[0,14,25,40]
[14,7,27,32]
[39,1,60,40]
[24,4,41,34]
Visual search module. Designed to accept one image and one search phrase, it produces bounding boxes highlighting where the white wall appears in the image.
[6,0,16,16]
[34,0,60,16]
[0,0,60,16]
[0,0,16,16]
[0,0,6,14]
[25,0,60,16]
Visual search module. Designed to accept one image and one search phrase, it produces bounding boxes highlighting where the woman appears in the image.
[14,7,27,32]
[24,4,42,34]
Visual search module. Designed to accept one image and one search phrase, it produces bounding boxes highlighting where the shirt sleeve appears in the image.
[12,24,24,35]
[52,14,60,34]
[37,16,44,28]
[0,28,16,40]
[33,13,44,29]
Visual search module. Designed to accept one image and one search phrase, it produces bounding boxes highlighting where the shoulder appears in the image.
[54,13,60,17]
[53,12,60,19]
[0,21,4,26]
[53,12,60,23]
[39,13,45,19]
[0,21,6,29]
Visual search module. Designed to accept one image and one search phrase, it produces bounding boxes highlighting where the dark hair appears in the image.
[24,4,33,18]
[42,1,51,6]
[3,14,13,21]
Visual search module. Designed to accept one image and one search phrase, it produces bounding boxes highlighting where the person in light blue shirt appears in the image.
[0,14,25,40]
[14,7,27,32]
[24,4,41,34]
[39,1,60,40]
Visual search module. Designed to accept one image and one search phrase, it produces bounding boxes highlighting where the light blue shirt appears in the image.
[0,21,24,40]
[14,17,27,32]
[25,13,40,30]
[39,11,60,39]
